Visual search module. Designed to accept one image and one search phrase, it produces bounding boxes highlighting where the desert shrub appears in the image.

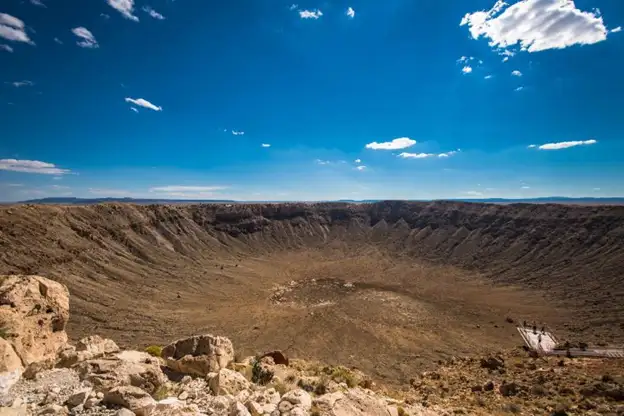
[297,379,314,393]
[310,406,321,416]
[314,377,329,396]
[286,374,297,384]
[0,327,8,339]
[359,378,373,389]
[145,345,163,357]
[252,358,274,385]
[270,381,288,395]
[330,367,358,388]
[153,385,170,401]
[397,406,407,416]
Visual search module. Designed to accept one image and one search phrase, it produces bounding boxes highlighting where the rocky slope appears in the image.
[0,202,623,383]
[1,276,623,416]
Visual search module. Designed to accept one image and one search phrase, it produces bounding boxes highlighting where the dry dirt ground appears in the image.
[0,201,623,386]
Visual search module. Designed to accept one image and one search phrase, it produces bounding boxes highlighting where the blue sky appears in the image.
[1,0,623,201]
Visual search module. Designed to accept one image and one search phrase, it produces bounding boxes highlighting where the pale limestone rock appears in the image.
[162,334,234,377]
[246,401,263,416]
[103,386,156,416]
[208,368,251,395]
[75,353,165,394]
[0,276,69,378]
[281,389,312,410]
[58,336,119,367]
[230,401,251,416]
[65,388,92,408]
[313,391,345,409]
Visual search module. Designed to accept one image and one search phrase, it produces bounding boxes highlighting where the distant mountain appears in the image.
[11,196,624,205]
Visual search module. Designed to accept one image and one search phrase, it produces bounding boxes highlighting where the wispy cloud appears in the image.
[484,74,492,79]
[130,107,138,113]
[0,44,13,52]
[461,0,609,54]
[72,27,99,48]
[315,159,331,165]
[346,7,355,19]
[527,144,536,148]
[354,159,362,163]
[11,80,33,87]
[611,26,622,33]
[400,149,460,159]
[537,139,597,150]
[125,97,162,111]
[30,0,46,7]
[521,186,530,189]
[261,143,271,148]
[463,191,483,196]
[289,4,298,11]
[462,66,473,74]
[107,0,139,22]
[511,70,522,77]
[398,152,434,159]
[100,13,110,19]
[365,137,416,150]
[149,185,227,198]
[299,9,323,19]
[355,165,366,171]
[0,159,71,175]
[515,86,524,91]
[53,37,63,44]
[232,130,245,136]
[142,6,165,20]
[0,13,34,44]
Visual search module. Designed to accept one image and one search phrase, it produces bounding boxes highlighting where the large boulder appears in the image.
[0,275,69,380]
[207,368,251,395]
[75,351,166,394]
[103,386,156,416]
[0,338,23,396]
[161,335,234,377]
[58,335,119,367]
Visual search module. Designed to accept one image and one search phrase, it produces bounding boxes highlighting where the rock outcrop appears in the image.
[162,334,234,377]
[0,275,70,393]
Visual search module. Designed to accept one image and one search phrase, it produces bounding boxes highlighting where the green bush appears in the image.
[145,345,163,357]
[252,358,274,385]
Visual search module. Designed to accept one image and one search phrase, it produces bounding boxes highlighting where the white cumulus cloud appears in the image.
[0,159,70,175]
[354,159,361,163]
[365,137,416,150]
[125,97,162,111]
[537,139,597,150]
[0,13,33,44]
[462,66,473,74]
[299,9,323,19]
[346,7,355,18]
[261,143,271,148]
[511,70,522,76]
[72,27,99,48]
[143,6,165,20]
[460,0,609,54]
[107,0,139,22]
